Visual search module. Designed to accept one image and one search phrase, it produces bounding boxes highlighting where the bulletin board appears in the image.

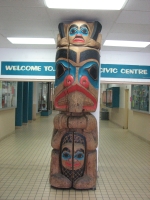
[131,85,149,113]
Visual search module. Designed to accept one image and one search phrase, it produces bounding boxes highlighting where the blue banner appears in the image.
[101,64,150,79]
[1,62,150,79]
[1,62,55,76]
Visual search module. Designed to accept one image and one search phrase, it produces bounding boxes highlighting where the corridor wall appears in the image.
[0,108,15,140]
[101,83,150,142]
[0,48,150,140]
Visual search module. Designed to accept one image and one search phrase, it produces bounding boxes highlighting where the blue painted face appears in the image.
[55,60,99,89]
[69,25,89,37]
[68,24,90,45]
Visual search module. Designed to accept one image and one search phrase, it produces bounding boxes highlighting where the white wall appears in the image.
[0,48,56,62]
[0,48,150,65]
[101,51,150,65]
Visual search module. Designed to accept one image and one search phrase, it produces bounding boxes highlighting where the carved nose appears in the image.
[64,75,74,87]
[76,33,82,36]
[80,76,89,89]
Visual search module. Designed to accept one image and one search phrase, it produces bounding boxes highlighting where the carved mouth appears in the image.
[65,161,72,167]
[74,161,82,168]
[64,161,81,168]
[73,36,84,43]
[54,84,97,111]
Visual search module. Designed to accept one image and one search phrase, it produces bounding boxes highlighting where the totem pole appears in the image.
[50,20,102,190]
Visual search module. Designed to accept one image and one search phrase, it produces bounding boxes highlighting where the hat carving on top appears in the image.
[57,20,102,49]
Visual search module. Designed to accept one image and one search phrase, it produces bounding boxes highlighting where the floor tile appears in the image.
[0,111,149,200]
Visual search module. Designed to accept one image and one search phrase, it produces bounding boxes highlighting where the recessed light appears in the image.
[44,0,128,10]
[103,40,150,48]
[7,38,55,44]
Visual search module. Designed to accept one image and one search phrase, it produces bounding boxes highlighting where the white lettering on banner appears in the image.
[101,68,118,73]
[44,66,55,71]
[5,65,41,71]
[120,69,148,74]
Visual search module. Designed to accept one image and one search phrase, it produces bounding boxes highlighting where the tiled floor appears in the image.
[0,110,150,200]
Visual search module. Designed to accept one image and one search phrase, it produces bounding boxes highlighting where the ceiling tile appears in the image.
[0,29,55,38]
[0,0,149,52]
[105,33,150,41]
[125,0,150,12]
[0,0,22,7]
[0,6,49,21]
[0,19,52,30]
[0,0,44,7]
[116,10,150,25]
[111,24,150,35]
[20,0,45,7]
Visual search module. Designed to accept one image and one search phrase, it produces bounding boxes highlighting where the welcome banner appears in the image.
[1,62,55,76]
[1,62,150,79]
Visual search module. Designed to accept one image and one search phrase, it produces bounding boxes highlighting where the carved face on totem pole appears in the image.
[68,21,90,45]
[61,132,86,182]
[54,20,102,113]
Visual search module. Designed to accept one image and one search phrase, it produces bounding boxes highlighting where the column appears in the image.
[28,82,33,121]
[23,82,29,124]
[15,82,23,126]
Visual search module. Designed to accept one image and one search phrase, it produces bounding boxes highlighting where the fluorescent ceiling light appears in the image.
[7,37,55,44]
[44,0,128,10]
[103,40,150,48]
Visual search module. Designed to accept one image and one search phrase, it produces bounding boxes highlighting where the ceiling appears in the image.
[0,0,150,52]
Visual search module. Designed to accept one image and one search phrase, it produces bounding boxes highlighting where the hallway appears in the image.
[0,111,150,200]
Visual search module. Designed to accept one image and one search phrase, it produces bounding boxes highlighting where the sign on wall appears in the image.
[1,62,55,76]
[101,64,150,79]
[1,62,150,79]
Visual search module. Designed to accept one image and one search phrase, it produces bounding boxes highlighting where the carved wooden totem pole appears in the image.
[50,20,102,190]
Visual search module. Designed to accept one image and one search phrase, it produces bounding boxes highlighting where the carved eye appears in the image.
[56,63,67,79]
[74,152,84,161]
[88,64,98,80]
[62,151,71,160]
[80,27,88,36]
[69,27,78,36]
